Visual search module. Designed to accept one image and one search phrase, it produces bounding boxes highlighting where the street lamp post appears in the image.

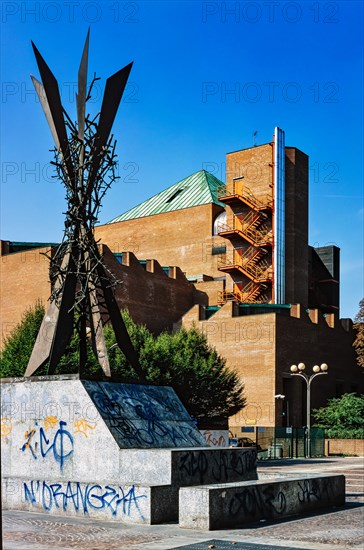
[290,362,328,458]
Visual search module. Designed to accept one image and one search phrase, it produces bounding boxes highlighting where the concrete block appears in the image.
[118,447,257,486]
[179,474,345,530]
[1,377,120,483]
[2,476,178,525]
[172,448,257,486]
[1,378,207,487]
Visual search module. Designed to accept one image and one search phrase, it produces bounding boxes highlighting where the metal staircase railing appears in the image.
[240,210,268,232]
[217,218,272,246]
[240,245,268,267]
[241,222,272,246]
[217,282,269,305]
[217,182,272,210]
[218,250,272,283]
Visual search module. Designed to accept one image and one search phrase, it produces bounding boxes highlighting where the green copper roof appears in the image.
[107,170,225,223]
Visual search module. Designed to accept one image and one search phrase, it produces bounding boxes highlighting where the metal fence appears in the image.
[255,427,325,458]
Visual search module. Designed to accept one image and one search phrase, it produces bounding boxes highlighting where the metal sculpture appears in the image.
[24,30,145,380]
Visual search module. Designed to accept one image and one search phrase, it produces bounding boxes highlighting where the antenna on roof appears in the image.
[253,130,258,147]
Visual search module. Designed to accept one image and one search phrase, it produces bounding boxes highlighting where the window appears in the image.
[165,189,184,203]
[211,245,226,255]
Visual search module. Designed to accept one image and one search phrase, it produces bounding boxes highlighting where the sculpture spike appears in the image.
[31,41,76,190]
[30,76,60,151]
[77,28,90,141]
[85,62,133,198]
[98,62,133,144]
[24,251,72,376]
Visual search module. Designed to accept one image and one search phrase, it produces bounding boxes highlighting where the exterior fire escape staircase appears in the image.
[217,281,269,306]
[217,180,273,305]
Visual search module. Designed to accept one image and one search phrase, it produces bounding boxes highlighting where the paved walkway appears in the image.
[256,456,364,498]
[2,457,363,550]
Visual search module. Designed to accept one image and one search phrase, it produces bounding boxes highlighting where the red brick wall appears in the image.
[95,203,226,281]
[179,303,362,430]
[0,243,51,346]
[325,439,364,456]
[226,143,273,196]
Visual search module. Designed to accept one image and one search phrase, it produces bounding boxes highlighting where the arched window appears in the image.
[213,210,226,235]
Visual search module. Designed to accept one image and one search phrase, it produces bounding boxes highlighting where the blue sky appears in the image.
[1,1,363,319]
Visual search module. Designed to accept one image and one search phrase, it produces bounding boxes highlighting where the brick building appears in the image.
[1,127,362,429]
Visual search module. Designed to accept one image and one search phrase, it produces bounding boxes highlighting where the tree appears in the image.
[0,302,47,378]
[313,393,364,439]
[353,298,364,368]
[143,326,246,419]
[0,304,246,420]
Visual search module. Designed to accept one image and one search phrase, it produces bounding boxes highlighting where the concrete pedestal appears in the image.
[1,376,256,524]
[1,376,345,528]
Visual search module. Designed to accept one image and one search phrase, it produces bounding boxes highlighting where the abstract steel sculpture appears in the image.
[24,30,145,380]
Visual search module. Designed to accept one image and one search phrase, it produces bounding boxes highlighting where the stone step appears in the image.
[2,476,178,525]
[179,473,345,530]
[119,447,258,486]
[3,446,258,526]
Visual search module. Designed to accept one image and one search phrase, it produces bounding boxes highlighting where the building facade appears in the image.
[1,128,362,429]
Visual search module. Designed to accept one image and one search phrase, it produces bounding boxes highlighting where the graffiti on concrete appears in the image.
[178,448,256,484]
[297,478,328,503]
[201,430,228,447]
[1,417,12,437]
[83,381,205,448]
[298,477,341,506]
[179,450,209,484]
[229,485,287,517]
[211,448,256,482]
[43,416,58,431]
[21,419,73,471]
[73,418,97,438]
[229,477,337,521]
[23,480,147,518]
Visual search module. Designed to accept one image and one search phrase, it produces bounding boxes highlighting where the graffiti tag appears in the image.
[229,485,287,517]
[74,418,97,438]
[89,387,202,447]
[178,449,256,484]
[24,480,146,518]
[21,419,73,471]
[297,479,321,503]
[202,430,228,447]
[1,417,12,437]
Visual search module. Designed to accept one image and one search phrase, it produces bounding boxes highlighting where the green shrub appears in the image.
[313,393,364,439]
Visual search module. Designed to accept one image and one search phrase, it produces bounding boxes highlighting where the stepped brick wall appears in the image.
[0,242,207,348]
